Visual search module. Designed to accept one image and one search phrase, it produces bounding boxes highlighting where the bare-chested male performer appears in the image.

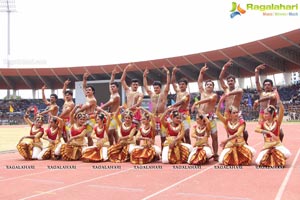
[254,64,284,141]
[75,72,97,146]
[143,66,170,149]
[192,64,218,160]
[59,79,75,142]
[40,85,59,121]
[169,66,191,144]
[121,64,144,127]
[219,60,248,143]
[101,68,121,145]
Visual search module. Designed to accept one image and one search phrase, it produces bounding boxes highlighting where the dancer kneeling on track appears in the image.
[255,93,291,167]
[60,105,88,161]
[161,107,192,164]
[38,116,64,160]
[188,114,213,165]
[81,108,111,162]
[17,108,44,160]
[108,107,137,163]
[130,107,161,164]
[217,95,256,166]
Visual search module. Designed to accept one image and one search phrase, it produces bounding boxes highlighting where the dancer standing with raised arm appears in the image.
[219,60,248,143]
[254,64,284,141]
[75,73,97,146]
[120,64,144,127]
[59,79,75,142]
[40,85,59,120]
[169,66,191,144]
[143,66,170,149]
[216,95,256,166]
[101,68,121,145]
[192,64,219,161]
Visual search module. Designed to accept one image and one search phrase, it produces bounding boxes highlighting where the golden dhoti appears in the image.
[60,144,83,161]
[222,145,252,166]
[81,147,105,162]
[108,143,130,163]
[130,146,156,164]
[17,142,33,160]
[260,147,286,167]
[17,138,42,160]
[163,137,190,164]
[41,141,61,160]
[168,144,190,164]
[258,140,286,167]
[188,147,207,165]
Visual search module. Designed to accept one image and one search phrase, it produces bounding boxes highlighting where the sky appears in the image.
[0,0,299,98]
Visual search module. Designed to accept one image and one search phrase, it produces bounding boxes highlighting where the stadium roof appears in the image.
[0,29,299,90]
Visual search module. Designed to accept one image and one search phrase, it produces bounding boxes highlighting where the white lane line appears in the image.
[0,170,58,182]
[142,141,263,200]
[0,163,86,182]
[18,168,133,200]
[23,178,64,185]
[88,185,144,192]
[275,147,300,200]
[142,165,216,200]
[176,192,251,200]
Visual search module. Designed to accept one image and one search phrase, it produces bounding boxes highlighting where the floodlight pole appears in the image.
[0,0,16,99]
[0,0,16,68]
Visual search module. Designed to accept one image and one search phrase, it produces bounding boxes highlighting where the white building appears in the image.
[291,72,300,84]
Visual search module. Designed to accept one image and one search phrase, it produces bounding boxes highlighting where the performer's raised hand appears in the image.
[255,64,266,72]
[223,59,233,69]
[200,63,208,74]
[143,68,149,77]
[83,72,89,80]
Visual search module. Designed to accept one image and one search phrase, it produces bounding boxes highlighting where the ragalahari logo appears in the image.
[230,2,246,18]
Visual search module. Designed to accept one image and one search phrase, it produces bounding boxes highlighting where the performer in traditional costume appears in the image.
[81,108,111,162]
[60,105,88,161]
[217,95,256,166]
[37,116,63,160]
[17,109,44,160]
[108,108,136,163]
[160,108,192,164]
[188,114,213,165]
[255,96,291,167]
[130,107,161,164]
